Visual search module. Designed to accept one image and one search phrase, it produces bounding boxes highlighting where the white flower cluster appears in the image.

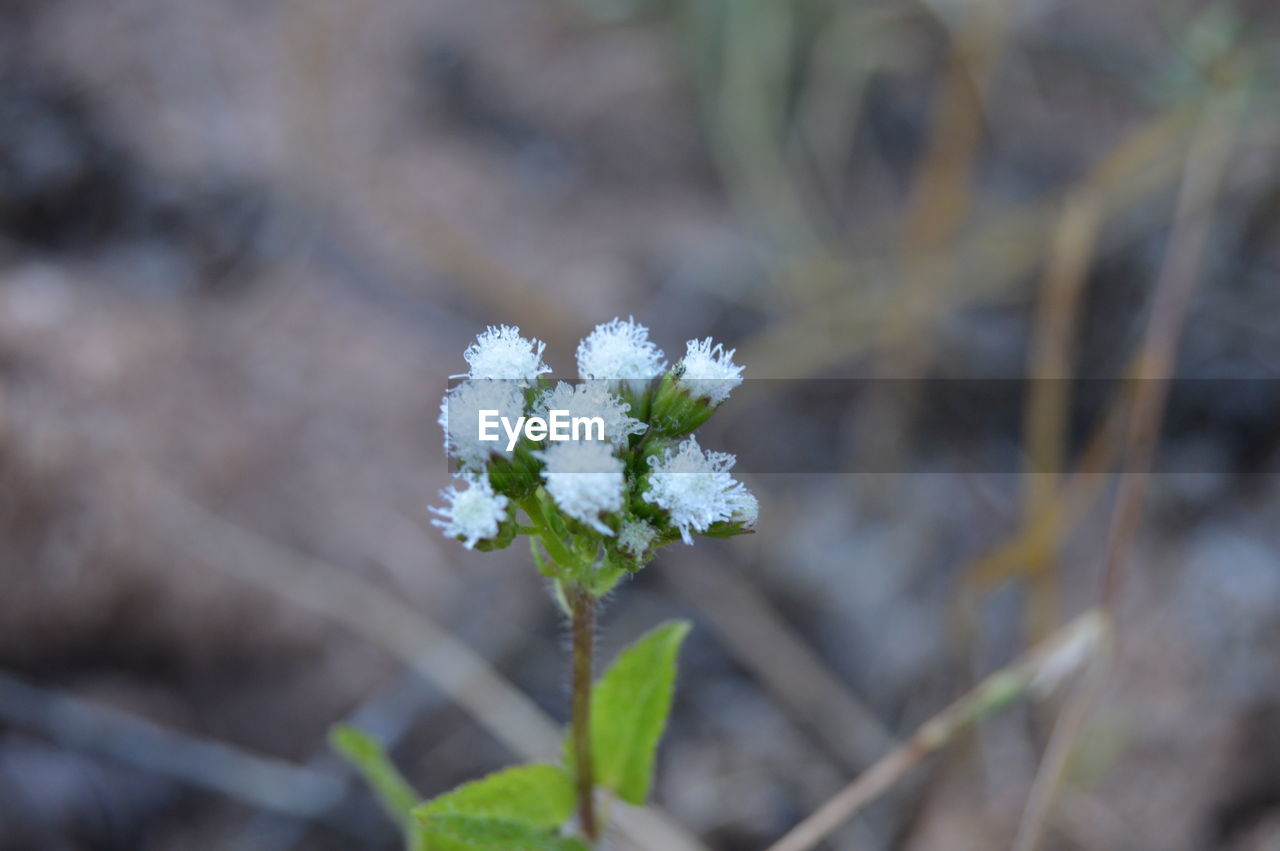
[430,319,755,573]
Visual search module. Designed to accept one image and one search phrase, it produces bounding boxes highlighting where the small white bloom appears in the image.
[618,518,658,557]
[537,441,624,535]
[679,338,743,405]
[576,317,666,388]
[642,436,753,544]
[439,379,527,470]
[457,325,550,384]
[429,472,509,549]
[727,489,758,528]
[534,381,645,445]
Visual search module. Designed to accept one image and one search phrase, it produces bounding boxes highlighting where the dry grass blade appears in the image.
[1099,82,1250,609]
[1011,71,1251,851]
[764,611,1109,851]
[1021,193,1103,638]
[736,104,1201,378]
[1009,654,1110,851]
[965,388,1125,594]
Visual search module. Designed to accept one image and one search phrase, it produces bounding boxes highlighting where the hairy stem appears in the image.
[569,584,598,842]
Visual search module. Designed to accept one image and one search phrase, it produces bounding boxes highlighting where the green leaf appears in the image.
[412,764,577,851]
[421,816,587,850]
[413,763,575,828]
[330,725,420,823]
[570,620,691,804]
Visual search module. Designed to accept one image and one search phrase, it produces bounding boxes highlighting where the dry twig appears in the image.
[1010,71,1250,851]
[765,611,1108,851]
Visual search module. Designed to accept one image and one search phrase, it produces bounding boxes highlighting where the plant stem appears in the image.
[568,584,598,843]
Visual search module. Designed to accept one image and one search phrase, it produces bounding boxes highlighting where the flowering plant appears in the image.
[334,318,755,849]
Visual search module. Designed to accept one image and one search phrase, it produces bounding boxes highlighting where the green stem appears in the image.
[568,584,598,843]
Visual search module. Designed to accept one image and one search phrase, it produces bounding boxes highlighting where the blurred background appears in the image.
[1,0,1279,848]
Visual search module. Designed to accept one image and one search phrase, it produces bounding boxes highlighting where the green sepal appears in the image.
[487,444,543,500]
[604,540,649,575]
[701,520,756,539]
[583,555,627,598]
[648,372,718,437]
[474,509,520,552]
[530,538,556,579]
[615,377,658,425]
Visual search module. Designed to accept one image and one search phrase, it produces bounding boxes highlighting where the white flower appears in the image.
[618,519,658,557]
[457,325,550,384]
[679,338,743,405]
[533,381,645,445]
[576,317,666,387]
[727,489,758,528]
[537,441,624,535]
[429,472,509,549]
[439,379,527,470]
[642,436,753,544]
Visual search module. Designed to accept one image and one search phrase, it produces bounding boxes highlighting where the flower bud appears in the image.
[439,379,528,471]
[648,338,743,436]
[576,317,666,394]
[641,436,754,545]
[535,441,625,536]
[429,472,513,549]
[458,325,550,385]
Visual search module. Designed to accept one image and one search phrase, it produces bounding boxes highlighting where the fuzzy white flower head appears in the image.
[439,379,527,470]
[618,518,658,557]
[536,441,624,535]
[534,381,645,445]
[576,317,666,388]
[727,489,758,528]
[458,325,550,385]
[642,436,752,544]
[429,471,509,549]
[679,338,743,405]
